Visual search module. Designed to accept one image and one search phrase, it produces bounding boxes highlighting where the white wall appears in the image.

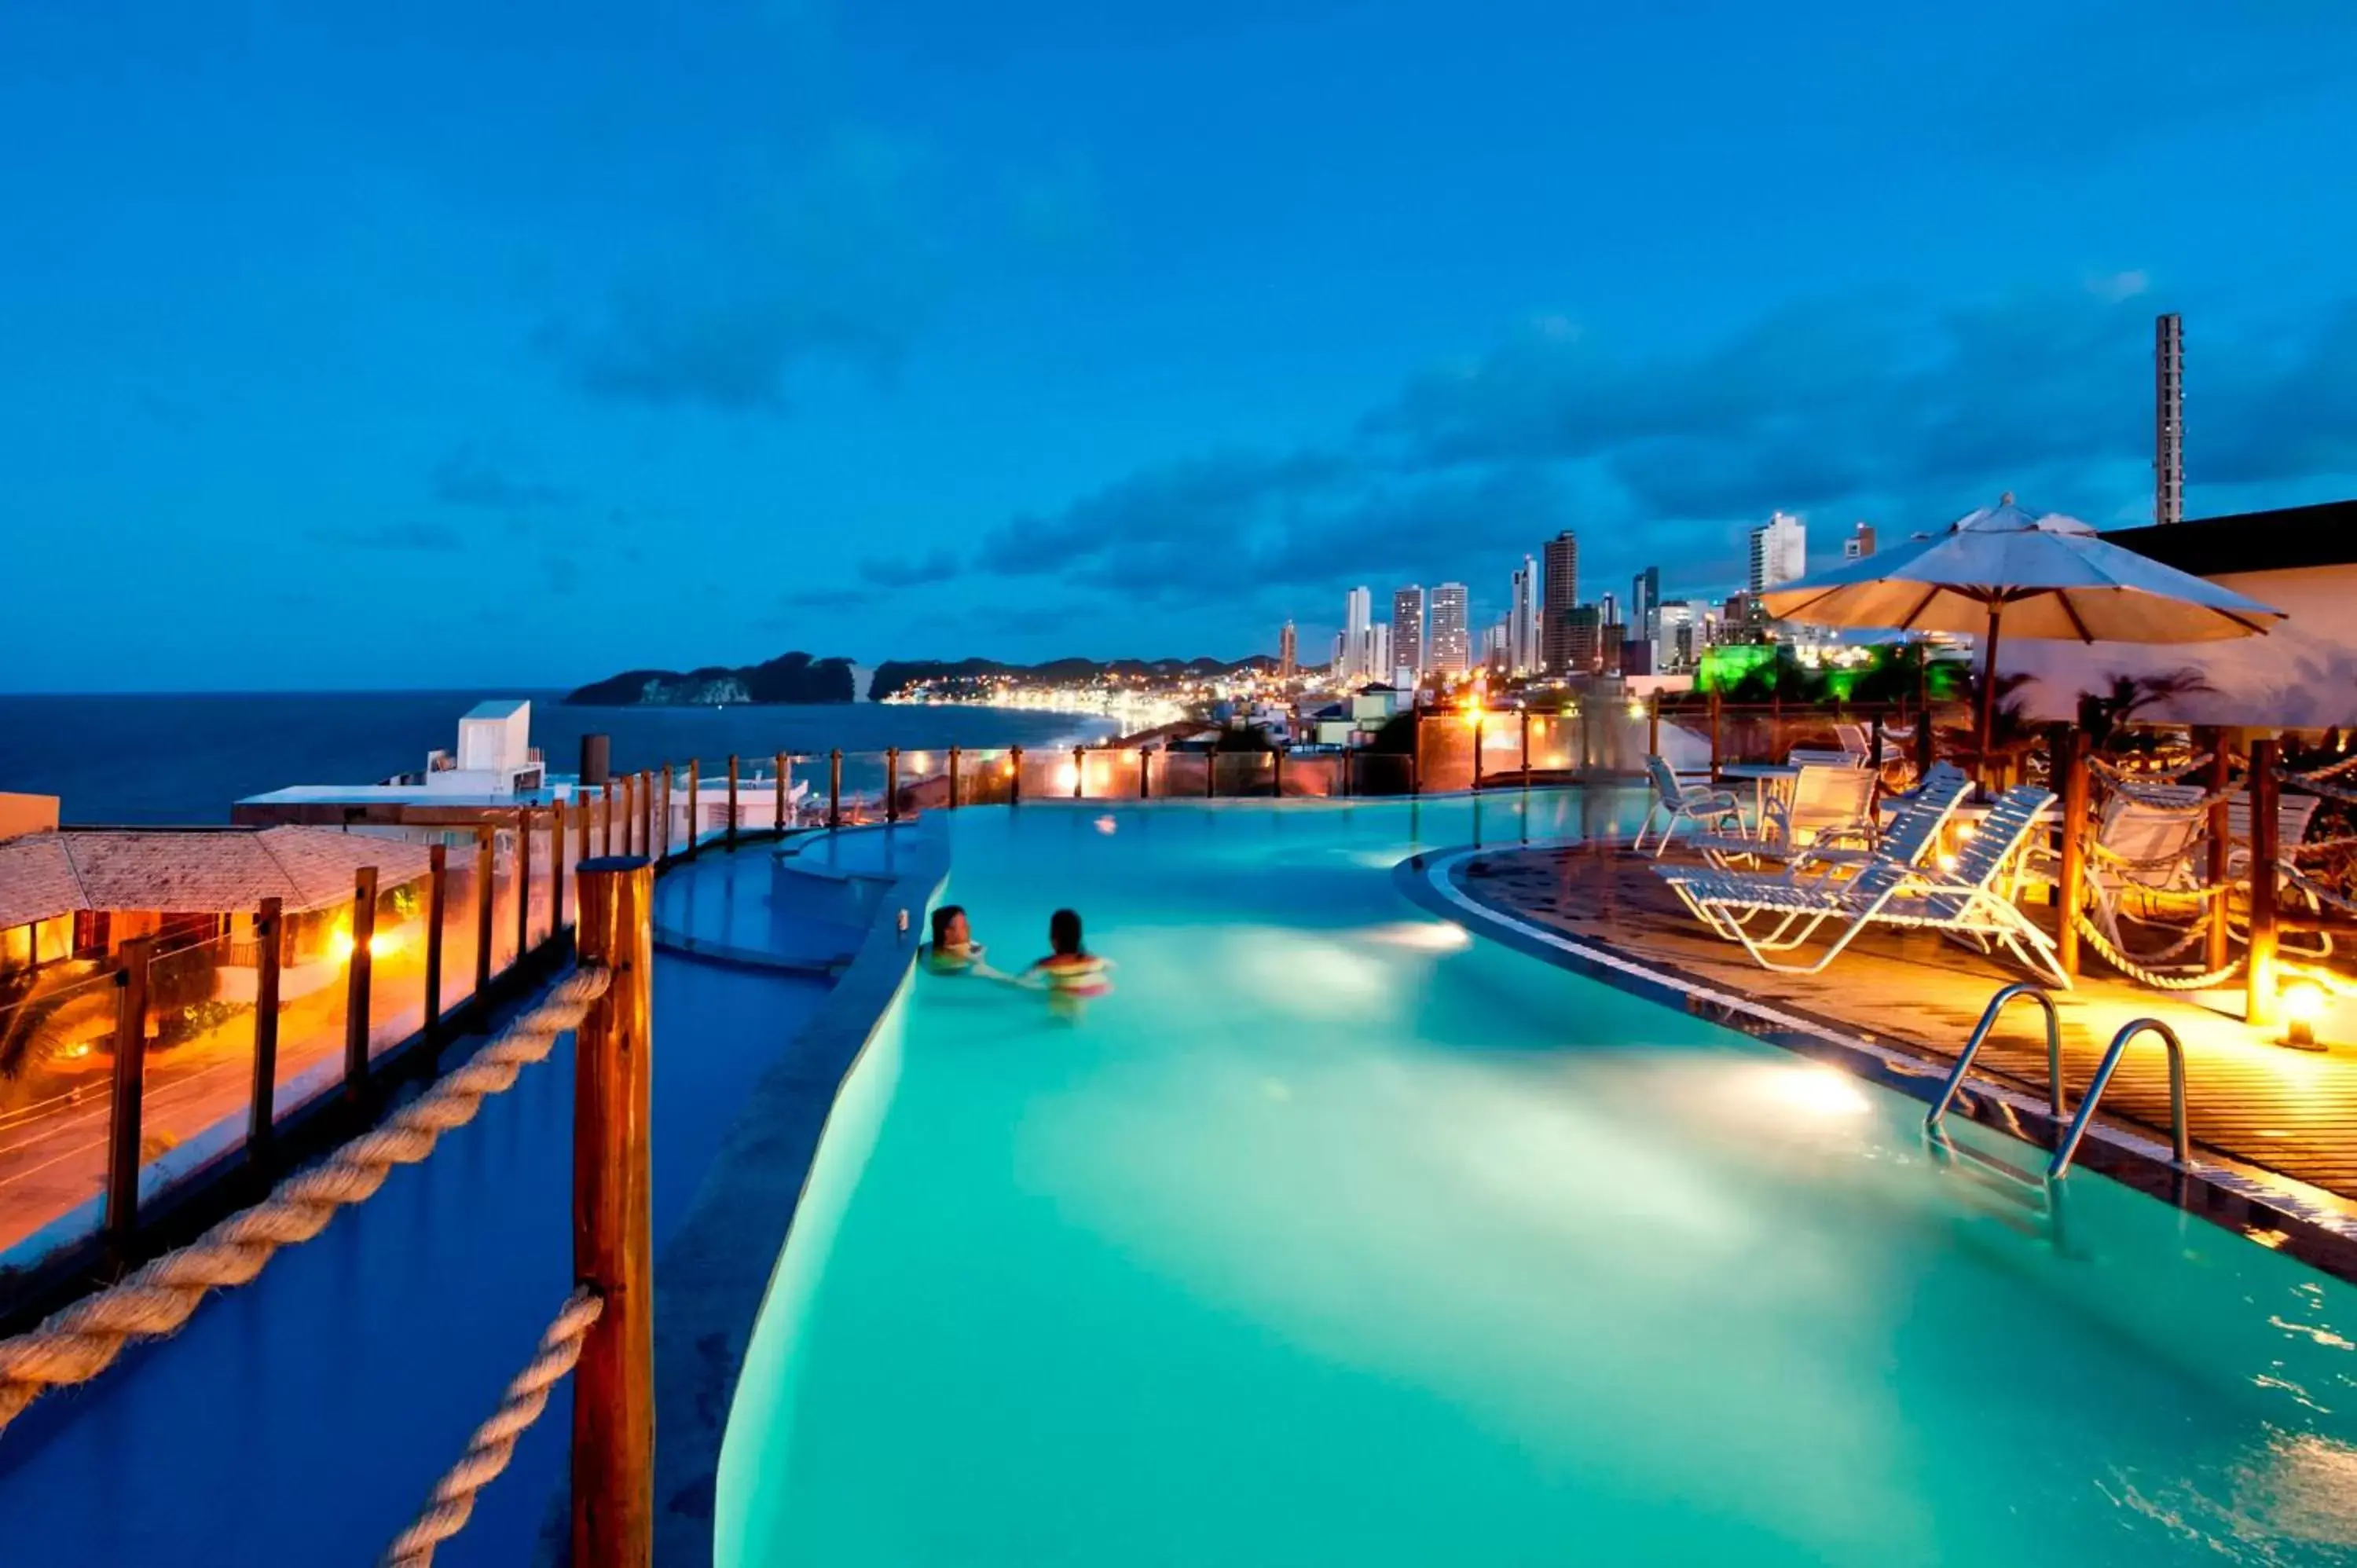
[2006,563,2357,727]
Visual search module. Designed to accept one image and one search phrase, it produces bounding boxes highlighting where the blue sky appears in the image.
[5,0,2355,690]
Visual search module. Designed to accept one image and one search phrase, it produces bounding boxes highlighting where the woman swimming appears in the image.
[1023,908,1113,1017]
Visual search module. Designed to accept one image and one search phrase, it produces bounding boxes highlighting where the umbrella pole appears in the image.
[1976,603,2003,789]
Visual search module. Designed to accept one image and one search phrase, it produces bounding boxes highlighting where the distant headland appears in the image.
[564,651,856,706]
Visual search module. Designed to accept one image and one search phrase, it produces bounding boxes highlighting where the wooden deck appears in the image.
[1454,841,2357,1206]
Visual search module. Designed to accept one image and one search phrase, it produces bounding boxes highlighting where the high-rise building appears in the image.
[1630,566,1659,633]
[1482,621,1509,673]
[1391,585,1427,679]
[2156,312,2184,526]
[1277,620,1298,678]
[1842,522,1876,561]
[1428,582,1471,674]
[1563,605,1604,672]
[1747,511,1807,595]
[1341,586,1373,682]
[1365,622,1392,686]
[1541,531,1578,672]
[1654,602,1696,671]
[1508,555,1538,673]
[1600,591,1619,631]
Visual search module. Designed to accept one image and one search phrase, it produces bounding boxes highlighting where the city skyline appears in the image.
[7,3,2357,691]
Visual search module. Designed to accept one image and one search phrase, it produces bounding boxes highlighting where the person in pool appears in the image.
[922,904,994,976]
[1023,908,1114,1017]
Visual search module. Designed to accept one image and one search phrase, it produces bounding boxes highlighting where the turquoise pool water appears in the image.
[717,793,2357,1566]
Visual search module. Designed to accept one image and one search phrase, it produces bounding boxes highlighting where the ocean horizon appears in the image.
[0,691,1118,824]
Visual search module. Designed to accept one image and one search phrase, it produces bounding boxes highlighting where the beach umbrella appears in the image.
[1759,496,2284,760]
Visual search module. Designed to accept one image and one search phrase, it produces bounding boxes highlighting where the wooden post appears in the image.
[576,792,592,868]
[1272,746,1285,797]
[572,856,655,1568]
[105,936,154,1243]
[475,825,496,1002]
[2203,733,2232,973]
[550,802,567,940]
[638,771,653,859]
[250,898,284,1154]
[685,761,699,858]
[1472,720,1485,789]
[2056,731,2089,981]
[1206,746,1218,799]
[423,848,447,1054]
[1072,745,1085,800]
[774,753,789,833]
[886,747,902,822]
[602,780,616,856]
[616,775,632,859]
[1009,746,1024,806]
[517,808,534,958]
[1869,709,1884,775]
[1140,746,1153,800]
[1708,691,1723,772]
[345,866,378,1093]
[948,746,963,808]
[829,749,844,826]
[2249,737,2282,1028]
[726,755,740,847]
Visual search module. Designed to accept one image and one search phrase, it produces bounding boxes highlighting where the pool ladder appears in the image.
[1923,984,2192,1231]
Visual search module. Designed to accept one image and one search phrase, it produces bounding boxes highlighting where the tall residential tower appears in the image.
[1429,583,1471,674]
[1541,530,1578,672]
[1391,585,1427,681]
[2155,312,2184,526]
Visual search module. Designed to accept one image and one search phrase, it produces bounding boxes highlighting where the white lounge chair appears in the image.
[1672,786,2065,984]
[1657,764,1970,934]
[1632,753,1743,857]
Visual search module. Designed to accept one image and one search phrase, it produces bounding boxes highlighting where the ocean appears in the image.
[0,692,1118,824]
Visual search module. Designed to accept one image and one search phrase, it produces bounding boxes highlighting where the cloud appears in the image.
[543,127,941,413]
[432,442,574,511]
[859,547,960,587]
[968,281,2357,610]
[306,521,466,552]
[2086,270,2150,302]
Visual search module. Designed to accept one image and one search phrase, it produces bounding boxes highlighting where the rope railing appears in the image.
[2072,907,2249,991]
[2275,767,2357,807]
[0,965,611,1436]
[2280,751,2357,786]
[2090,750,2215,785]
[381,1287,605,1568]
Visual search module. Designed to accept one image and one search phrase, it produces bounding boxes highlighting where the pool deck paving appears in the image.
[1447,839,2357,1221]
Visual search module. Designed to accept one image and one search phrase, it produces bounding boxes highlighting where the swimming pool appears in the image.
[716,793,2357,1566]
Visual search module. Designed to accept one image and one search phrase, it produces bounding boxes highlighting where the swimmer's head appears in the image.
[1050,908,1083,958]
[932,905,971,950]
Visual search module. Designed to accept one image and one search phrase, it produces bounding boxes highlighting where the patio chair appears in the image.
[2060,788,2210,955]
[1831,722,1902,768]
[1688,763,1879,870]
[1632,753,1743,857]
[1670,785,2065,984]
[2225,791,2322,880]
[1657,763,1970,932]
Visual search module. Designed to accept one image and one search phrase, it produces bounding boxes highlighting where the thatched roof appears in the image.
[0,827,439,930]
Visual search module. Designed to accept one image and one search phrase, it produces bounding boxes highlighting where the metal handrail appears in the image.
[2047,1018,2190,1181]
[1926,982,2064,1132]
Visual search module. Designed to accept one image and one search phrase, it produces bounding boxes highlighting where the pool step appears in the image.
[1928,1130,2070,1246]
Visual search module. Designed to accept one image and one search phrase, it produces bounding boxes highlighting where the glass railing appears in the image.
[0,964,122,1266]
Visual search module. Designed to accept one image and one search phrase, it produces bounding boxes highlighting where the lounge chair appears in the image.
[2066,788,2210,954]
[1786,747,1865,768]
[1688,763,1879,870]
[1670,786,2065,984]
[1659,763,1968,907]
[1631,753,1743,857]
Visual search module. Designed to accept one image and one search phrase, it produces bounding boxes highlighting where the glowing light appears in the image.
[1768,1068,1873,1116]
[904,750,930,773]
[1936,852,1959,874]
[1364,921,1472,952]
[328,926,405,962]
[2283,980,2328,1048]
[1054,762,1081,793]
[1462,703,1486,728]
